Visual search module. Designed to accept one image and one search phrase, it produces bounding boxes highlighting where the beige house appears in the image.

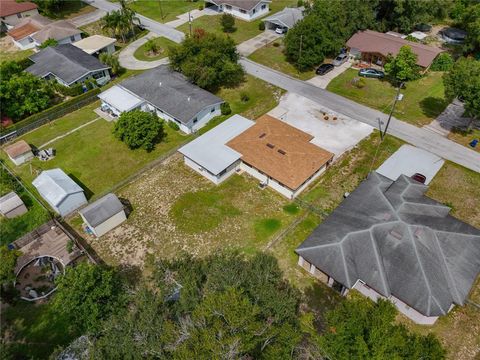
[0,192,27,219]
[4,140,34,166]
[79,193,126,237]
[0,0,38,28]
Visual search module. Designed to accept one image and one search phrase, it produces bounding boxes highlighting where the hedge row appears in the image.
[1,88,101,135]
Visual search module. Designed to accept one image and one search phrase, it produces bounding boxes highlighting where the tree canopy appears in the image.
[39,38,58,49]
[461,3,480,53]
[168,31,244,91]
[220,13,236,33]
[0,245,21,286]
[113,110,166,151]
[384,46,421,82]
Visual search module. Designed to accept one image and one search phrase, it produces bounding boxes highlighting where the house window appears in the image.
[93,72,104,79]
[240,9,246,14]
[210,107,215,113]
[261,4,266,9]
[253,8,256,14]
[225,5,231,10]
[193,118,198,124]
[70,35,76,42]
[17,13,22,18]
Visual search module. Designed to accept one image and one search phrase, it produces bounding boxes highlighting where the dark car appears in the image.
[411,173,426,184]
[358,68,385,78]
[316,63,334,75]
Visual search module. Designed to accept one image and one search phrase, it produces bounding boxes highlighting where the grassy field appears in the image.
[249,42,316,80]
[448,128,480,153]
[129,0,200,23]
[0,49,33,63]
[42,1,96,20]
[133,37,177,61]
[327,69,448,127]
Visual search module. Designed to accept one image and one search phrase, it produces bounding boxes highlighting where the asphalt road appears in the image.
[240,58,480,173]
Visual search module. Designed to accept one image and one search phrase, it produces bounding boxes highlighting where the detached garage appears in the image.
[79,193,126,237]
[4,140,34,166]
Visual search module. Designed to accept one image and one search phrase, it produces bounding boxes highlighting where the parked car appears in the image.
[316,63,334,75]
[358,68,385,78]
[275,27,287,34]
[332,53,348,66]
[411,173,426,184]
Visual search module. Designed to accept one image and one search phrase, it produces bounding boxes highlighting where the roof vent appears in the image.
[187,96,191,101]
[278,149,286,155]
[259,133,266,138]
[159,81,162,87]
[266,143,275,149]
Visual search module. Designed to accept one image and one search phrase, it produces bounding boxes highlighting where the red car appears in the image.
[411,173,426,184]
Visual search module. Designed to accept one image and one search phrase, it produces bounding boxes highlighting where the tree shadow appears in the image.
[419,97,449,120]
[119,197,133,217]
[302,282,343,333]
[67,174,94,200]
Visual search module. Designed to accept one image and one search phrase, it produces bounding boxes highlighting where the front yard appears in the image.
[448,128,480,153]
[129,0,200,23]
[327,69,448,127]
[133,37,177,61]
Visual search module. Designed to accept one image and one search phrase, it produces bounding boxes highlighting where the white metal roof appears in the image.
[178,115,254,175]
[376,144,444,185]
[98,85,144,113]
[73,35,116,55]
[32,168,84,206]
[0,192,24,213]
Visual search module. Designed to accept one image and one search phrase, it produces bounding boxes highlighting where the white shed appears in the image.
[32,169,87,216]
[4,140,34,166]
[79,193,126,237]
[0,192,27,218]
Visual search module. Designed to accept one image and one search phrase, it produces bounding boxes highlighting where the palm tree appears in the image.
[119,0,139,39]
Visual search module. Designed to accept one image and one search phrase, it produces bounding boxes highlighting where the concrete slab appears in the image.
[307,61,351,89]
[268,93,373,158]
[376,144,445,184]
[237,31,281,56]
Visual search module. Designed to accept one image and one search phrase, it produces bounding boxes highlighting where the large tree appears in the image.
[461,3,480,53]
[169,31,244,91]
[0,245,21,285]
[443,57,480,127]
[384,45,421,83]
[319,296,446,359]
[113,110,166,151]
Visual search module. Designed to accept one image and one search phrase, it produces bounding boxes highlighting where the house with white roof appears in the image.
[204,0,270,21]
[73,35,116,57]
[32,169,87,216]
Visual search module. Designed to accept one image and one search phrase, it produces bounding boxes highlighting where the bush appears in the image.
[273,42,280,47]
[39,38,58,49]
[220,102,231,115]
[66,240,74,253]
[53,82,84,97]
[167,120,180,131]
[144,38,159,54]
[240,91,250,102]
[259,22,265,31]
[430,53,454,71]
[220,13,236,33]
[297,0,304,6]
[198,4,203,10]
[99,53,123,75]
[352,77,366,88]
[404,34,419,43]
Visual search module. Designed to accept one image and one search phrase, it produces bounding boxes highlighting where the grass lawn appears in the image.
[129,0,200,23]
[327,69,448,127]
[1,301,78,359]
[0,49,33,63]
[42,1,96,20]
[0,167,50,245]
[448,127,480,153]
[249,42,315,80]
[133,37,177,61]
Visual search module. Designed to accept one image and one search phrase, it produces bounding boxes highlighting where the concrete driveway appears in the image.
[237,31,281,56]
[268,93,373,158]
[307,61,351,89]
[119,32,169,70]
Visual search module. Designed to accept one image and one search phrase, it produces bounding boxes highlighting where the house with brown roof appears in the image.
[4,140,34,166]
[179,114,334,199]
[346,30,443,70]
[205,0,270,21]
[0,0,38,28]
[7,14,51,49]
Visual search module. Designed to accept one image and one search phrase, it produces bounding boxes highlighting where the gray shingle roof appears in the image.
[262,7,304,29]
[209,0,269,11]
[26,44,109,85]
[119,65,223,124]
[79,193,123,228]
[296,172,480,317]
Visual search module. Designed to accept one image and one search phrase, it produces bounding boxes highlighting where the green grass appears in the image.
[41,1,97,19]
[1,301,78,359]
[448,127,480,153]
[0,49,33,63]
[254,218,282,240]
[133,37,178,61]
[283,203,300,215]
[129,0,200,23]
[327,69,448,127]
[249,42,315,80]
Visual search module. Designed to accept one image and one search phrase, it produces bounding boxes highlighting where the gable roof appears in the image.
[179,114,255,175]
[209,0,270,11]
[262,7,304,29]
[346,30,443,68]
[4,140,32,158]
[31,20,80,43]
[0,192,24,214]
[227,115,334,190]
[296,172,480,317]
[79,193,123,228]
[7,14,51,40]
[26,44,109,85]
[32,168,84,206]
[72,35,116,55]
[0,0,37,17]
[119,65,223,124]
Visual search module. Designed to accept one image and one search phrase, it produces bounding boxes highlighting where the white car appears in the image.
[332,53,348,66]
[275,27,287,34]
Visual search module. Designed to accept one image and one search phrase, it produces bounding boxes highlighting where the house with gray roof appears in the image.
[26,44,111,87]
[205,0,270,21]
[0,192,27,219]
[98,65,223,134]
[79,193,126,237]
[262,7,304,32]
[32,168,87,216]
[296,172,480,325]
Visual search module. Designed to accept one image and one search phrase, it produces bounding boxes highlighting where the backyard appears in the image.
[129,0,200,23]
[327,69,448,127]
[133,37,177,61]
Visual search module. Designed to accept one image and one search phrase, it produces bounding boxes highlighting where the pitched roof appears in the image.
[79,193,123,228]
[72,35,116,55]
[119,65,223,124]
[209,0,270,11]
[179,114,255,175]
[0,192,24,214]
[296,172,480,317]
[32,168,84,206]
[26,44,109,85]
[346,30,443,68]
[7,14,51,40]
[262,7,304,28]
[227,115,334,190]
[4,140,32,158]
[0,0,37,17]
[31,20,80,43]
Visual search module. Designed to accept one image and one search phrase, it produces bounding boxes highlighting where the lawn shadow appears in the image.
[68,173,94,200]
[420,97,449,119]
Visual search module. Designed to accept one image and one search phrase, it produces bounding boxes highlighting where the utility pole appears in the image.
[381,82,404,140]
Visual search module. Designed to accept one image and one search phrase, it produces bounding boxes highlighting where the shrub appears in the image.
[430,53,454,71]
[404,34,419,43]
[273,41,280,47]
[240,91,250,102]
[220,13,236,33]
[297,0,304,6]
[53,82,84,97]
[39,38,58,49]
[99,53,123,75]
[352,77,366,88]
[167,120,180,131]
[144,38,159,54]
[198,4,203,10]
[220,102,231,115]
[259,22,265,31]
[66,240,74,253]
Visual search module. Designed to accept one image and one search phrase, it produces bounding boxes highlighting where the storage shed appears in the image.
[4,140,34,166]
[0,192,27,218]
[32,168,87,216]
[79,193,126,237]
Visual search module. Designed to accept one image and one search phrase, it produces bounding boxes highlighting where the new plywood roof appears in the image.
[227,115,334,190]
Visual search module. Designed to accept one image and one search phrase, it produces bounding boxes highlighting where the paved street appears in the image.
[70,8,106,27]
[240,58,480,173]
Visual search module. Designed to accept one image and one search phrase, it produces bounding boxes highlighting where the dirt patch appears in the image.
[0,36,18,53]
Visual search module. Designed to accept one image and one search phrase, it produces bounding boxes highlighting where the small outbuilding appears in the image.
[0,192,27,218]
[4,140,34,166]
[32,168,87,216]
[262,7,304,32]
[79,193,126,237]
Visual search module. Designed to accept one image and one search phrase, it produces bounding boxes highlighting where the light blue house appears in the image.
[32,168,87,217]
